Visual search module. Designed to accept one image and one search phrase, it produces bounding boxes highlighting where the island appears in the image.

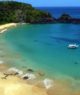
[57,13,80,24]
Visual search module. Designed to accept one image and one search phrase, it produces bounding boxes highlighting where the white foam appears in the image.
[43,78,54,89]
[22,73,36,80]
[0,60,4,64]
[8,67,23,76]
[0,29,7,33]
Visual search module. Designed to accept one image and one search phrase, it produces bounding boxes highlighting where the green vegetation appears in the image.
[59,13,72,20]
[0,1,79,24]
[0,1,53,24]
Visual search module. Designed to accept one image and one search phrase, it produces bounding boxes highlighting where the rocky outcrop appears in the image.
[0,1,80,24]
[57,13,80,24]
[31,13,80,24]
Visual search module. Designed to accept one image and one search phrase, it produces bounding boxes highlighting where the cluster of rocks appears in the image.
[3,67,54,89]
[31,13,80,24]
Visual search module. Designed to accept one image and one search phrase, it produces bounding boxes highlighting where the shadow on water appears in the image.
[34,39,52,46]
[74,61,79,65]
[50,36,80,43]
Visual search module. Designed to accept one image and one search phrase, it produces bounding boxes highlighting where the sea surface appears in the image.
[36,7,80,18]
[0,7,80,89]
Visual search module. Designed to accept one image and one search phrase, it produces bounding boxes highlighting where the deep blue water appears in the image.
[36,7,80,18]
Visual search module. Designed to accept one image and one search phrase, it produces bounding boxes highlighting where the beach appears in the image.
[0,63,79,95]
[0,73,47,95]
[0,64,47,95]
[0,23,17,33]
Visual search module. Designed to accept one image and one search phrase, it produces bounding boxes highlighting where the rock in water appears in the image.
[22,73,36,80]
[27,69,34,72]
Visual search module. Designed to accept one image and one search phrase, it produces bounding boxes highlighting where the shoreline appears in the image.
[0,64,52,95]
[0,64,80,95]
[0,23,80,95]
[0,23,18,33]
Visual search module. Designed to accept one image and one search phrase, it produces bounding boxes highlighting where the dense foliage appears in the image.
[0,1,80,24]
[0,1,53,24]
[59,13,72,20]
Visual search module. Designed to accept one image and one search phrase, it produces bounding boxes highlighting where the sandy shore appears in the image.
[0,64,79,95]
[0,64,47,95]
[0,73,47,95]
[0,23,17,33]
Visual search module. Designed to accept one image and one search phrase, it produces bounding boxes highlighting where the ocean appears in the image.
[0,7,80,91]
[36,7,80,18]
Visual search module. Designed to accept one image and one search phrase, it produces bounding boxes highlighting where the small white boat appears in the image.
[68,44,79,49]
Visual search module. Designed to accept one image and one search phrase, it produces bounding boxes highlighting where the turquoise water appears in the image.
[1,24,80,80]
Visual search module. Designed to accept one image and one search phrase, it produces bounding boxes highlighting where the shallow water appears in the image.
[0,24,80,81]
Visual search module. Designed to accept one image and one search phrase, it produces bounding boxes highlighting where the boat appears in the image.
[68,44,79,49]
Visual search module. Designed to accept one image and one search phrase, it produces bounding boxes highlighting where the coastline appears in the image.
[0,72,47,95]
[0,23,80,95]
[0,23,18,33]
[0,2,80,95]
[0,64,50,95]
[0,64,79,95]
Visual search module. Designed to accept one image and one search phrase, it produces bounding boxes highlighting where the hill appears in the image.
[0,1,54,24]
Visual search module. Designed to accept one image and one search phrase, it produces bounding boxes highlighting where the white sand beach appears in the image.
[0,74,47,95]
[0,23,17,33]
[0,64,47,95]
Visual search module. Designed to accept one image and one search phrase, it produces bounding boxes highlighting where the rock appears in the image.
[57,13,72,23]
[23,76,29,80]
[37,72,45,77]
[57,13,80,24]
[59,13,72,20]
[7,67,23,76]
[22,73,36,80]
[27,69,34,72]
